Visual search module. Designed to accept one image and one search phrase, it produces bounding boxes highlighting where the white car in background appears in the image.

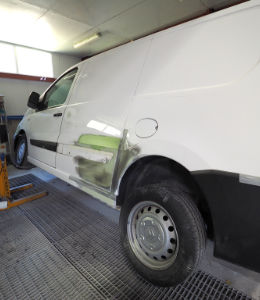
[13,0,260,286]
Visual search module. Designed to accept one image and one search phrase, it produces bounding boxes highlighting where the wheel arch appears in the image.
[116,155,214,237]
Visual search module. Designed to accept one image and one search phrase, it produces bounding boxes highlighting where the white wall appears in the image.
[0,53,80,116]
[0,78,50,116]
[52,53,80,78]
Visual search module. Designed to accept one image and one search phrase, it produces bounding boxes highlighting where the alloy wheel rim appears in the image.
[127,201,179,270]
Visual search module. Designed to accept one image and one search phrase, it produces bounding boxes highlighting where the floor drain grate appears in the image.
[0,174,252,300]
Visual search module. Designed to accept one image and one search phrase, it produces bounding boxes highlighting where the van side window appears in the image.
[45,68,77,108]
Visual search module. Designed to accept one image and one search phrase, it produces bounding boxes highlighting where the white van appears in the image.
[13,0,260,286]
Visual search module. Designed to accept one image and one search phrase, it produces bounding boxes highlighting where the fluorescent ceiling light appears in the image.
[74,33,100,49]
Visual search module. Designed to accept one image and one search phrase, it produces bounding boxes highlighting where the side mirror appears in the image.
[27,92,40,109]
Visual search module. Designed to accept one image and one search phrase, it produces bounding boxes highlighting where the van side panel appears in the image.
[137,5,260,94]
[56,38,151,191]
[124,4,260,178]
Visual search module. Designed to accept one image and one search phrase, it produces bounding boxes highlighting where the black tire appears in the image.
[14,134,32,169]
[119,183,206,287]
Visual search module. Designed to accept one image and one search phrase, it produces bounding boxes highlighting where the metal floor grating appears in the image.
[0,174,253,300]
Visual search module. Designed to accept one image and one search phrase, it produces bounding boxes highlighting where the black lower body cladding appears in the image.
[193,170,260,272]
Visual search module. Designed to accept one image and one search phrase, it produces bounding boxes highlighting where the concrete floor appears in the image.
[7,165,260,299]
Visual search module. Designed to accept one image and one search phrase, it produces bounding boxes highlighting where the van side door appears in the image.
[55,38,151,192]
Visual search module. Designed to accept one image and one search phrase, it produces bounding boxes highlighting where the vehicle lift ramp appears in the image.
[0,154,48,211]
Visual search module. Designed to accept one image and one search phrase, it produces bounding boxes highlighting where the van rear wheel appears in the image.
[119,183,206,286]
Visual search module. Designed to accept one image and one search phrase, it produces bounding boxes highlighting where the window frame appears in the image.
[38,67,78,111]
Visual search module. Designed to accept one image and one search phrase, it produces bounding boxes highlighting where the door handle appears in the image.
[53,113,62,117]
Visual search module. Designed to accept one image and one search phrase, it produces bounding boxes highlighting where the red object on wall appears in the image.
[0,72,56,83]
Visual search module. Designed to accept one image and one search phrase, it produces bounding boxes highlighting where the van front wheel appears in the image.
[15,134,32,169]
[119,183,206,286]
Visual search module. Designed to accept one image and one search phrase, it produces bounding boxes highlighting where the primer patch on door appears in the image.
[74,134,121,189]
[73,132,141,192]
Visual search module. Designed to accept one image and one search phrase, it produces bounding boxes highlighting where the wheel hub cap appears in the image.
[137,217,164,251]
[127,201,179,270]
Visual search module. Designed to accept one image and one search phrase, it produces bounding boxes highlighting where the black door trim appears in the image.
[30,139,57,152]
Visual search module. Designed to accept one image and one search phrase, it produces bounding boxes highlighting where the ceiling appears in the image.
[0,0,245,58]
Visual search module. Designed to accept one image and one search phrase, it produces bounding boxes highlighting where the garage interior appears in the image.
[0,0,260,299]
